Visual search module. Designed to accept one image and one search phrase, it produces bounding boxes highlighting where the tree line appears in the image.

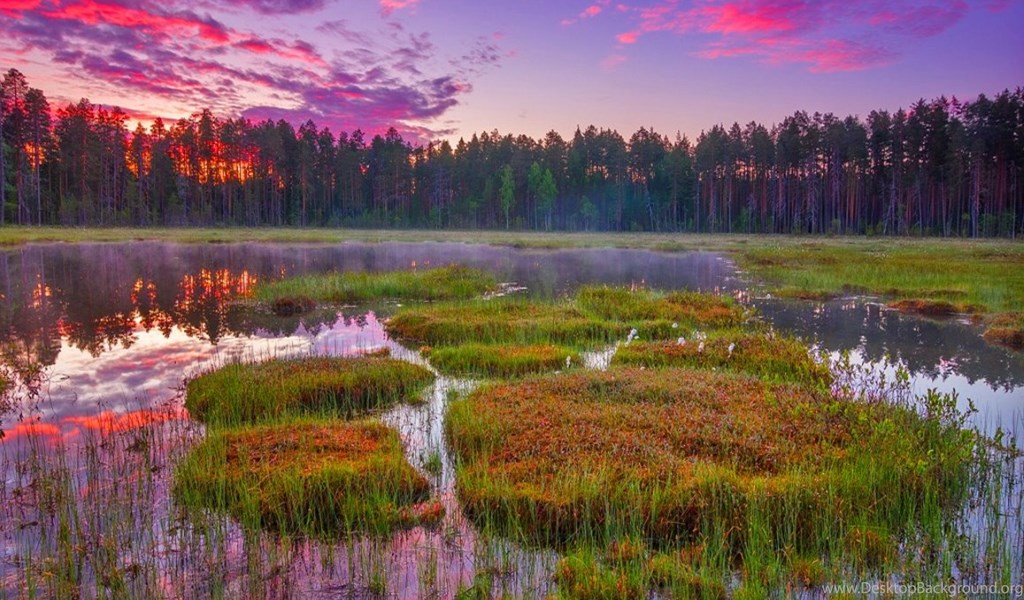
[1,69,1021,236]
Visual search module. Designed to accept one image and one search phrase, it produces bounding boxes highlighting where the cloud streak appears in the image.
[0,0,504,140]
[578,0,996,72]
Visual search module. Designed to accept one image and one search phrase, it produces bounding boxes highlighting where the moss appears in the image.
[185,356,434,426]
[447,368,974,554]
[612,332,831,390]
[256,264,496,305]
[173,420,432,536]
[427,343,581,377]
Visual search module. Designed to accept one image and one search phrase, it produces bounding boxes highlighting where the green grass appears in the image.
[386,299,624,347]
[185,356,434,426]
[612,331,832,390]
[4,225,1020,349]
[574,286,748,330]
[425,343,581,377]
[446,367,976,563]
[386,287,748,350]
[254,264,497,306]
[173,419,435,537]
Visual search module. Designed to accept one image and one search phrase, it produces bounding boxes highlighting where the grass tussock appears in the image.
[612,332,831,389]
[552,547,726,600]
[256,264,496,306]
[185,356,434,425]
[386,287,746,349]
[173,419,433,536]
[887,298,982,317]
[983,312,1024,350]
[386,300,623,347]
[425,343,581,377]
[447,368,975,555]
[574,286,747,330]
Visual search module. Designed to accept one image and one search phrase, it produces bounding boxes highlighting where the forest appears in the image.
[1,69,1021,236]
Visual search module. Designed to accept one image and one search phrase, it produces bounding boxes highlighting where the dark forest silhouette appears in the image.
[1,69,1021,236]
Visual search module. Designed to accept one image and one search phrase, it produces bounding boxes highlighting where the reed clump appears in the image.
[185,356,434,425]
[426,343,581,377]
[446,367,976,563]
[612,332,831,389]
[386,286,747,350]
[983,311,1024,350]
[174,419,432,536]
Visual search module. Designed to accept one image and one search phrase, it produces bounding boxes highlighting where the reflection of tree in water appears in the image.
[756,299,1024,391]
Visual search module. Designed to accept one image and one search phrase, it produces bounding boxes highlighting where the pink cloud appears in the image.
[0,0,505,140]
[0,0,41,17]
[380,0,418,16]
[591,0,980,72]
[42,0,231,43]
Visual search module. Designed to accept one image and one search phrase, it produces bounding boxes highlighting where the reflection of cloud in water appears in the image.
[33,311,390,432]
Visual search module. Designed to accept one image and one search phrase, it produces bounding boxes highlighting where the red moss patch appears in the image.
[174,420,432,536]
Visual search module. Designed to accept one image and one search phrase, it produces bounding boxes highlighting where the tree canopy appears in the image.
[2,69,1022,236]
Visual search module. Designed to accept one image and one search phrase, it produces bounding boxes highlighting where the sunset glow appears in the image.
[0,0,1019,142]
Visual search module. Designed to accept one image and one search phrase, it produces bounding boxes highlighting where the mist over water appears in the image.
[2,241,1019,437]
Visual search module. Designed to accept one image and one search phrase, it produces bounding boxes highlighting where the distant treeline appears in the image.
[1,69,1021,235]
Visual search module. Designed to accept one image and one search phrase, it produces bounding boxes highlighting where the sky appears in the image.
[1,0,1022,143]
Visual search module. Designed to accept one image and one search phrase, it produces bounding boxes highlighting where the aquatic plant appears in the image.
[185,356,434,425]
[447,367,977,563]
[575,285,748,331]
[426,343,581,377]
[256,265,497,306]
[983,312,1024,350]
[386,299,623,347]
[612,331,831,389]
[888,298,982,317]
[174,419,432,537]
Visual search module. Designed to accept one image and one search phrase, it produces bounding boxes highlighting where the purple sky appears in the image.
[2,0,1022,142]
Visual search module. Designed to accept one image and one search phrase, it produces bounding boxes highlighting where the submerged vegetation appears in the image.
[255,265,496,308]
[174,420,433,536]
[185,356,434,425]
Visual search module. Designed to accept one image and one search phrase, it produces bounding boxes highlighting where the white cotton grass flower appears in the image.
[728,342,736,356]
[671,322,679,329]
[566,355,572,369]
[676,337,686,346]
[698,341,705,353]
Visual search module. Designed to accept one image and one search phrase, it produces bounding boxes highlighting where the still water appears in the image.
[0,241,1021,597]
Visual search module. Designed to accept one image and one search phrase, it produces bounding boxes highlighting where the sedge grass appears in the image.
[184,355,434,426]
[172,419,434,537]
[425,343,581,378]
[612,331,832,390]
[386,287,747,350]
[446,367,978,572]
[254,264,496,306]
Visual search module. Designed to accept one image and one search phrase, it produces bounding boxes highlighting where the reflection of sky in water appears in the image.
[12,311,392,442]
[0,240,1020,438]
[1,242,1022,596]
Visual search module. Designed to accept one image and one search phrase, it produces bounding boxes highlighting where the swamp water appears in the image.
[1,242,1021,598]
